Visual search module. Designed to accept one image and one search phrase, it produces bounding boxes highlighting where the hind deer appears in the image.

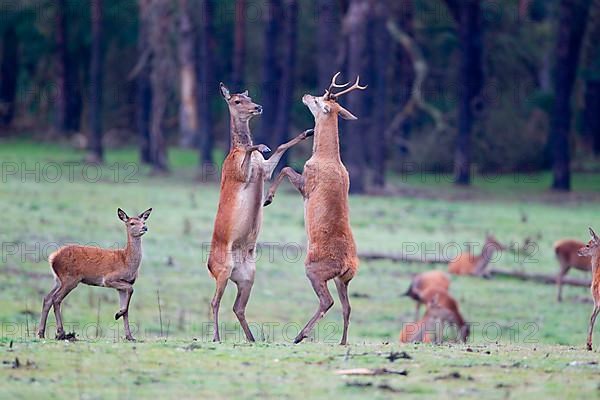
[264,73,366,345]
[207,83,313,342]
[399,290,469,344]
[577,228,600,351]
[37,208,152,341]
[448,234,505,276]
[404,270,451,320]
[555,239,592,302]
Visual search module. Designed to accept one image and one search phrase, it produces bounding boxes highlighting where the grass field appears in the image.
[1,140,599,398]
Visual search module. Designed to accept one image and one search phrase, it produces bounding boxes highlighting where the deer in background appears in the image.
[577,228,600,351]
[399,290,469,344]
[555,239,592,302]
[404,270,451,320]
[264,73,366,345]
[207,83,313,342]
[38,208,152,341]
[448,234,505,276]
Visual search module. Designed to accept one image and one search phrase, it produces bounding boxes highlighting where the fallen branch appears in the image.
[489,268,590,288]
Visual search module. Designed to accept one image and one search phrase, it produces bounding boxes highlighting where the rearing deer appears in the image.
[264,73,366,345]
[38,208,152,341]
[207,83,313,342]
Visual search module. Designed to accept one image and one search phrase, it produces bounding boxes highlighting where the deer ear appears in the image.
[117,208,129,222]
[590,227,599,242]
[220,83,231,100]
[338,105,358,121]
[139,208,152,221]
[241,90,249,97]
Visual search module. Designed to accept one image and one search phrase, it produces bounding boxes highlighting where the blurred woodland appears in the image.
[0,0,599,192]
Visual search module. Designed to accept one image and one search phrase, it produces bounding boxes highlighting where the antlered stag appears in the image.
[264,73,366,344]
[207,83,313,342]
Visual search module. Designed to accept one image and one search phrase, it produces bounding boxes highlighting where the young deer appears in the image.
[555,239,592,302]
[264,73,366,345]
[577,228,600,351]
[399,290,469,344]
[207,83,313,342]
[38,208,152,341]
[448,234,505,276]
[404,270,451,320]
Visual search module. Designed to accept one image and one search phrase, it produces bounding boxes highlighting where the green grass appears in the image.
[1,140,599,398]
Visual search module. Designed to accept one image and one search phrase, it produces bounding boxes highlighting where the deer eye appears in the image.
[235,100,241,105]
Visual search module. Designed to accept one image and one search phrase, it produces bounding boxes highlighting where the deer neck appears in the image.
[313,116,341,160]
[125,233,143,271]
[230,116,253,150]
[477,245,496,269]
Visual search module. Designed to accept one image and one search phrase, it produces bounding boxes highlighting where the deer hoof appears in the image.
[115,310,126,320]
[263,196,273,207]
[125,336,136,342]
[37,331,45,339]
[258,144,271,153]
[293,334,305,344]
[303,129,315,138]
[587,343,593,351]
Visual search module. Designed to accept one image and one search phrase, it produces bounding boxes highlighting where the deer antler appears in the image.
[326,72,351,99]
[329,76,368,99]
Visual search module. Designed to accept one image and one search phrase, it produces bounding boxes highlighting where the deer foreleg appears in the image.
[239,144,271,182]
[263,129,314,178]
[263,167,305,207]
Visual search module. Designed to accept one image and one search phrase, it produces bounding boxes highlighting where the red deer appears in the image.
[399,290,469,344]
[207,83,313,342]
[264,73,366,344]
[38,208,152,341]
[404,270,451,320]
[555,239,592,302]
[448,234,505,276]
[577,228,600,351]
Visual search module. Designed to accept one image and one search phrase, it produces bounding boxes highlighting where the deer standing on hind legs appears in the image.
[264,73,366,345]
[37,208,152,341]
[207,83,313,342]
[577,228,600,351]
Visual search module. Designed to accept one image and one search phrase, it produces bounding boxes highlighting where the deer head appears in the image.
[118,208,152,237]
[220,83,263,122]
[302,72,367,122]
[484,233,506,252]
[578,227,600,257]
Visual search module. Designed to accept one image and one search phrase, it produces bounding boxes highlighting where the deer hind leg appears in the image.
[334,277,352,345]
[52,282,78,340]
[587,304,599,351]
[211,273,230,342]
[264,167,305,207]
[38,278,61,339]
[116,287,135,341]
[557,265,569,302]
[294,271,334,344]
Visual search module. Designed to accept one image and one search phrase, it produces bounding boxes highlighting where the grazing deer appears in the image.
[404,270,451,320]
[38,208,152,341]
[577,228,600,351]
[399,290,469,344]
[264,73,366,345]
[448,234,505,276]
[207,83,313,342]
[555,239,592,302]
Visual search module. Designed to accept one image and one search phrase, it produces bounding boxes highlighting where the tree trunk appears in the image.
[0,27,18,127]
[453,0,483,186]
[178,0,199,148]
[369,1,389,188]
[148,0,172,173]
[87,0,104,163]
[257,0,281,147]
[584,81,600,154]
[550,0,592,191]
[317,0,341,91]
[137,0,152,164]
[54,0,69,133]
[342,0,370,193]
[232,0,246,90]
[198,0,215,171]
[272,0,298,172]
